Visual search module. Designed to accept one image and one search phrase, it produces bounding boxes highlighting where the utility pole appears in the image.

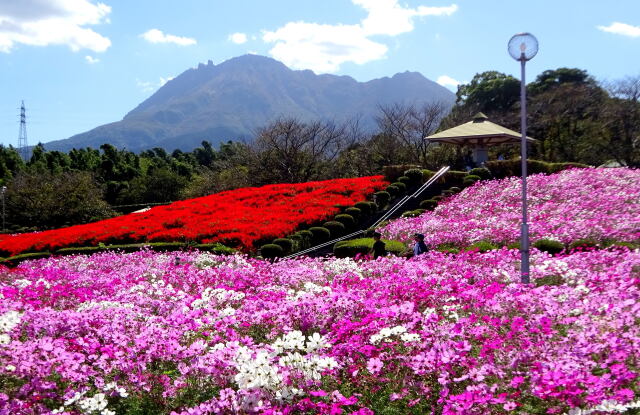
[18,100,29,161]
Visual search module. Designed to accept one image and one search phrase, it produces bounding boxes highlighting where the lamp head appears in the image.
[508,32,538,61]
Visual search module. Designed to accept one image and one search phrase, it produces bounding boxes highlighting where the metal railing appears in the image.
[283,166,450,259]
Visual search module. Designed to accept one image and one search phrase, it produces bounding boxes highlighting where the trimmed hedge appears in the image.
[419,199,438,210]
[383,164,421,183]
[441,170,467,187]
[463,241,499,252]
[272,238,294,254]
[334,214,356,230]
[484,159,589,179]
[404,168,424,184]
[386,185,400,197]
[354,201,371,216]
[2,251,52,266]
[468,167,492,180]
[391,182,407,192]
[260,244,284,259]
[333,238,406,258]
[421,169,435,182]
[344,207,362,220]
[533,239,565,255]
[323,221,346,237]
[568,238,599,251]
[309,227,331,243]
[401,209,426,218]
[397,176,411,186]
[374,191,390,207]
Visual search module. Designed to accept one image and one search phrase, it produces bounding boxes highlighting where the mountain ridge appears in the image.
[44,54,455,152]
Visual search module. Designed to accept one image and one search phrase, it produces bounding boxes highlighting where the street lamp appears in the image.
[508,32,538,284]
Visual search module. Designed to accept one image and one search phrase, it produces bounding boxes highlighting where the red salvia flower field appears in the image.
[0,176,387,256]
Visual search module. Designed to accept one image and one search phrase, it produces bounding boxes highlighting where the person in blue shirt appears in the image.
[413,233,428,256]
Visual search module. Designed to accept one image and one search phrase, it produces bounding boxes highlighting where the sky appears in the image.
[0,0,638,148]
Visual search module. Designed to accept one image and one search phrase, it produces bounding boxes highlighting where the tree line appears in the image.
[0,67,637,232]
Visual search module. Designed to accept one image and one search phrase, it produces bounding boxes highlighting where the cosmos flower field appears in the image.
[0,167,639,414]
[1,248,639,414]
[382,168,640,248]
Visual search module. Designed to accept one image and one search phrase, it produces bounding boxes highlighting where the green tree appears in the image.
[5,171,114,230]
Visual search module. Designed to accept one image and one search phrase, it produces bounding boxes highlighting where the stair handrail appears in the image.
[281,166,450,259]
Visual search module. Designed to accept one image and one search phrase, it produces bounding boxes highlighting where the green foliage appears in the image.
[436,243,460,254]
[385,185,399,197]
[374,191,390,208]
[397,176,411,185]
[309,227,331,244]
[272,238,294,254]
[449,186,461,193]
[391,182,407,192]
[260,244,284,259]
[323,220,346,237]
[419,199,438,210]
[440,170,467,187]
[421,169,435,182]
[333,238,405,258]
[462,176,480,187]
[344,207,362,220]
[2,251,52,266]
[193,243,235,254]
[403,168,424,184]
[401,209,425,218]
[456,71,520,113]
[533,239,565,255]
[568,238,599,251]
[463,240,499,252]
[367,201,378,213]
[382,164,421,183]
[442,190,454,196]
[5,170,115,230]
[468,167,492,180]
[354,201,371,216]
[535,274,565,287]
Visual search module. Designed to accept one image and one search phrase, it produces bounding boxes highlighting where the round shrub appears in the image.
[533,239,565,255]
[260,244,284,259]
[344,207,362,220]
[442,170,467,187]
[404,168,424,184]
[272,238,294,254]
[442,190,454,196]
[323,221,346,237]
[354,201,371,216]
[449,186,461,193]
[568,238,598,251]
[374,191,390,207]
[421,169,435,182]
[462,177,479,187]
[298,230,313,241]
[367,201,378,213]
[391,182,407,192]
[334,214,356,230]
[309,227,331,243]
[397,176,411,186]
[419,199,438,210]
[288,234,303,250]
[468,167,492,180]
[401,209,425,218]
[433,195,444,201]
[463,241,499,252]
[386,185,399,197]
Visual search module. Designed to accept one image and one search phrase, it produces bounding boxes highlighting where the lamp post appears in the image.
[508,32,538,284]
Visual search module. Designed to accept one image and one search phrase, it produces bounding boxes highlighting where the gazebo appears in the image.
[425,112,536,165]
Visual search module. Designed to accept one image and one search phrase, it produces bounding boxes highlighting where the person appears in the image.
[413,233,428,256]
[370,231,386,259]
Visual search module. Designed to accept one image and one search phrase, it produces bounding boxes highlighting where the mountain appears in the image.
[44,55,456,152]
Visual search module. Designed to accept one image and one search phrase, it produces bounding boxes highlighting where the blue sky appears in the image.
[0,0,638,148]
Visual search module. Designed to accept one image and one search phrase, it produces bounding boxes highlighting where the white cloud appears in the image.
[228,32,248,44]
[137,76,174,93]
[159,76,174,86]
[436,75,462,90]
[85,55,99,64]
[0,0,111,53]
[597,22,640,38]
[262,0,457,73]
[355,0,458,36]
[141,29,196,46]
[264,22,388,73]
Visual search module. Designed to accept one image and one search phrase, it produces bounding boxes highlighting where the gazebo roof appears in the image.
[426,113,536,145]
